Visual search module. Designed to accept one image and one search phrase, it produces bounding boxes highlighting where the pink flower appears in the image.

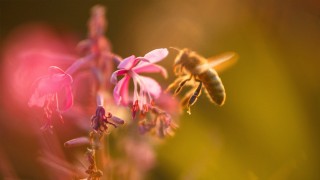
[28,66,73,129]
[111,48,168,117]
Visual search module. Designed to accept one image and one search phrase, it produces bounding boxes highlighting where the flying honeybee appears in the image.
[168,48,238,114]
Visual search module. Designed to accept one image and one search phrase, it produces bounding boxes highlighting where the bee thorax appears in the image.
[193,63,210,74]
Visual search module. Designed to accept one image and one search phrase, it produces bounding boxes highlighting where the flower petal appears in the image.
[48,66,65,75]
[28,75,58,108]
[50,73,73,92]
[64,73,73,84]
[139,75,162,99]
[52,73,73,86]
[110,69,127,84]
[117,55,136,69]
[143,48,168,63]
[113,75,130,105]
[110,71,118,85]
[28,88,46,107]
[59,85,73,111]
[31,76,53,95]
[133,64,168,78]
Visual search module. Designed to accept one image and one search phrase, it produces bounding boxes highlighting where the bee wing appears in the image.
[207,51,238,72]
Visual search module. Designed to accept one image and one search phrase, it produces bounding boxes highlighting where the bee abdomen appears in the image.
[199,69,226,106]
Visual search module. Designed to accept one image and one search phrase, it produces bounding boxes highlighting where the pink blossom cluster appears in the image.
[19,4,185,180]
[27,5,175,136]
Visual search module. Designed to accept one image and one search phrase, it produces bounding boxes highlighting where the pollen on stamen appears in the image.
[150,99,155,106]
[143,104,148,112]
[132,100,139,118]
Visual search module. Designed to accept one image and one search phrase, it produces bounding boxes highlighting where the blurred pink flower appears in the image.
[110,48,168,117]
[2,24,77,115]
[28,66,73,129]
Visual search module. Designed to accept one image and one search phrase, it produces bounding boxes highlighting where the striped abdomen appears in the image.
[198,69,226,106]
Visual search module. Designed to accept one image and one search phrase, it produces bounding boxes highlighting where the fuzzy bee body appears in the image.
[169,48,236,114]
[198,68,225,106]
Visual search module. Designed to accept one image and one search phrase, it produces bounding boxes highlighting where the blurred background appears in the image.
[1,0,320,179]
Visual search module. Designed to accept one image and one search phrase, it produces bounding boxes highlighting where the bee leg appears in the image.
[166,76,184,93]
[174,65,183,75]
[174,75,192,95]
[180,87,195,111]
[187,80,202,115]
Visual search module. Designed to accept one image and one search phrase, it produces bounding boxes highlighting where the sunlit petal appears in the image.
[110,69,128,84]
[143,48,168,63]
[113,75,131,105]
[117,55,136,69]
[110,71,118,84]
[139,75,162,99]
[28,88,46,107]
[59,85,73,111]
[133,64,168,78]
[48,66,65,74]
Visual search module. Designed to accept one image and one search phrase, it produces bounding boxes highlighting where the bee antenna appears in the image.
[169,47,181,52]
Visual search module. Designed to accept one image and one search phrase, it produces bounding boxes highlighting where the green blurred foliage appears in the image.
[1,0,320,179]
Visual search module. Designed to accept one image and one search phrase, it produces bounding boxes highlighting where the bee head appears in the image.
[170,47,191,66]
[170,48,192,75]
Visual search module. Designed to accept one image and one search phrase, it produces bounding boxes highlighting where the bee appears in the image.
[168,48,238,114]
